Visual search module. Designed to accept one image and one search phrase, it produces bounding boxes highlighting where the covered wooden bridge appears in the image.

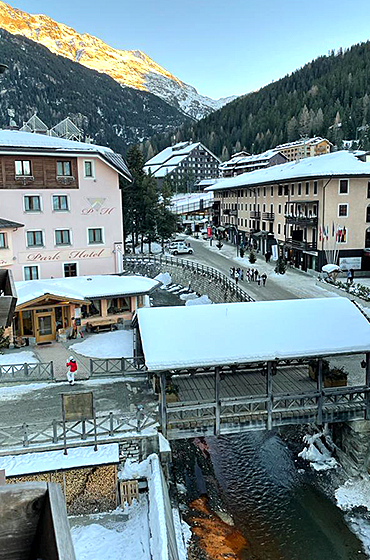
[135,298,370,440]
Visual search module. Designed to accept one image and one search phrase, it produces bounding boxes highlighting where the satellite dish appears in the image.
[0,64,8,74]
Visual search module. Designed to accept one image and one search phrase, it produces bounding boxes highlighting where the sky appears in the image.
[8,0,370,100]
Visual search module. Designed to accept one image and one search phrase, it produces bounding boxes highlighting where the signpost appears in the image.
[61,392,97,455]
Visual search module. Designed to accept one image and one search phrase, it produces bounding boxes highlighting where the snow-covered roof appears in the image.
[0,130,131,180]
[219,149,282,169]
[206,151,370,192]
[136,298,370,371]
[275,137,333,150]
[15,274,161,306]
[0,444,119,476]
[144,141,221,178]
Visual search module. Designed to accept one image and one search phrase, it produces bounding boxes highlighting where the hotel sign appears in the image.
[19,247,111,264]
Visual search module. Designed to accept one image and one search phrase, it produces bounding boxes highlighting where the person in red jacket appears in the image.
[66,356,77,385]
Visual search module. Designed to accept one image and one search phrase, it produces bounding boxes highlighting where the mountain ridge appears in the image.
[0,0,236,119]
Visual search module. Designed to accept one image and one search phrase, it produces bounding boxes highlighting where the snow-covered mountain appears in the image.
[0,1,236,120]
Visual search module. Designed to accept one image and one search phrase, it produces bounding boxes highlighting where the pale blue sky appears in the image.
[10,0,370,99]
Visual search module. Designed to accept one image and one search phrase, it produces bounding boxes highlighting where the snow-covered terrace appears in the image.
[206,151,370,192]
[136,298,370,371]
[15,275,161,307]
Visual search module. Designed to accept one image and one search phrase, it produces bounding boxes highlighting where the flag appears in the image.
[332,221,335,237]
[343,226,347,242]
[319,226,322,242]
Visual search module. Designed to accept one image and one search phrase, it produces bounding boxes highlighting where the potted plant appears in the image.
[324,366,348,388]
[165,380,179,403]
[308,359,330,381]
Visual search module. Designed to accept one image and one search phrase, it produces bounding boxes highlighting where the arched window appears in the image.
[365,227,370,248]
[366,205,370,223]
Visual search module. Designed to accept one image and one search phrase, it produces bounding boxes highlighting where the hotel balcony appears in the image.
[285,238,317,251]
[250,211,261,219]
[223,209,237,216]
[262,212,275,221]
[285,214,318,226]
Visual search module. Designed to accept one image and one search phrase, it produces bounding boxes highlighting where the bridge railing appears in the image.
[0,361,54,383]
[0,411,157,454]
[163,385,369,437]
[89,357,146,376]
[123,254,254,303]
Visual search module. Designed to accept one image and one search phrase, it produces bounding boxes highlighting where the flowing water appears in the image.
[206,432,367,560]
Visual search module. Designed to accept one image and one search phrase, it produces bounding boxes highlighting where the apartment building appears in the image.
[208,151,370,272]
[144,141,220,189]
[0,130,131,281]
[274,137,332,162]
[219,150,287,177]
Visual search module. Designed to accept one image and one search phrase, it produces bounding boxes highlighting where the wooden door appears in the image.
[36,310,55,343]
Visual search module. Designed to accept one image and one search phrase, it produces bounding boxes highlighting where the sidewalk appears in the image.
[33,340,90,382]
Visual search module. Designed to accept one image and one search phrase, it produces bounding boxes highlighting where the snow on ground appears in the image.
[121,454,167,560]
[71,498,151,560]
[298,432,338,471]
[155,272,172,288]
[70,330,134,359]
[0,351,39,366]
[185,294,213,306]
[172,507,192,560]
[335,476,370,557]
[0,381,65,401]
[180,292,198,301]
[0,443,119,476]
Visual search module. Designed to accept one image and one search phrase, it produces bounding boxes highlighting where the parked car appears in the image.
[168,241,193,255]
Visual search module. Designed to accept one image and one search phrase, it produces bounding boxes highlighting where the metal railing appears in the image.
[285,238,317,251]
[122,254,255,303]
[0,411,157,454]
[0,361,54,382]
[90,357,146,376]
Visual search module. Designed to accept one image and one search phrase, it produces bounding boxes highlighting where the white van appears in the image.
[168,241,193,255]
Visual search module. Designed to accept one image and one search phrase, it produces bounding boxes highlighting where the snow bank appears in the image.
[0,443,119,476]
[298,432,338,471]
[180,292,198,301]
[172,507,192,560]
[155,272,172,288]
[121,454,168,560]
[185,294,213,306]
[335,476,370,511]
[72,499,151,560]
[0,351,39,366]
[70,330,134,359]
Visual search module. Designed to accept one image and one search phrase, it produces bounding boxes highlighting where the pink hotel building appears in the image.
[0,131,131,281]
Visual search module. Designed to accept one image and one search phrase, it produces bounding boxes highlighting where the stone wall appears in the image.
[332,420,370,474]
[124,258,252,304]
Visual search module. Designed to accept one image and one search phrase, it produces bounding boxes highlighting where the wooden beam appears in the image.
[215,367,221,436]
[266,361,273,431]
[159,373,167,438]
[317,358,323,425]
[365,352,370,421]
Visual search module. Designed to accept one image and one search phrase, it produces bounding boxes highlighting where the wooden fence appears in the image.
[122,254,254,302]
[0,361,53,382]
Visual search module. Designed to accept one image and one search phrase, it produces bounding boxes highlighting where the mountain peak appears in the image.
[0,1,235,119]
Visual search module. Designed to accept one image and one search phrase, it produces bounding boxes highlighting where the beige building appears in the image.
[208,151,370,272]
[274,137,332,162]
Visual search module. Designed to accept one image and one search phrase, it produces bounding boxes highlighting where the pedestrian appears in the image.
[346,269,352,286]
[350,268,355,285]
[254,269,259,282]
[66,356,77,385]
[246,268,250,282]
[235,274,239,285]
[256,274,261,286]
[261,272,267,286]
[266,251,271,263]
[240,269,244,281]
[71,317,77,339]
[265,252,269,263]
[250,268,255,281]
[229,267,233,279]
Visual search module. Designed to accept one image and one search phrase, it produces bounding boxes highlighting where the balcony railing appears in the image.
[224,209,237,216]
[285,215,318,225]
[250,211,261,219]
[285,238,317,251]
[262,212,275,221]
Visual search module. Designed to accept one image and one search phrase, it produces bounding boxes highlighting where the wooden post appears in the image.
[267,361,273,431]
[365,352,370,420]
[317,358,323,425]
[215,367,221,436]
[159,372,167,438]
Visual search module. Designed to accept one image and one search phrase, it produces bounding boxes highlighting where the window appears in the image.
[64,263,77,277]
[84,161,94,178]
[313,181,318,195]
[278,204,282,214]
[270,204,274,213]
[53,195,69,212]
[24,266,39,280]
[339,179,349,194]
[88,228,103,244]
[55,229,71,246]
[278,185,283,196]
[305,182,310,195]
[0,232,7,248]
[278,223,281,234]
[298,183,302,196]
[26,230,44,247]
[56,161,72,177]
[24,195,41,212]
[270,186,274,196]
[284,185,289,196]
[15,160,31,176]
[291,184,295,196]
[367,206,370,223]
[368,182,370,199]
[338,204,348,217]
[263,187,266,197]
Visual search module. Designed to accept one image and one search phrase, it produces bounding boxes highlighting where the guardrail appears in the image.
[0,361,54,383]
[122,254,255,303]
[90,357,146,376]
[0,411,157,455]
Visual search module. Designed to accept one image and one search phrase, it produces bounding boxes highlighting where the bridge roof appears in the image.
[136,298,370,371]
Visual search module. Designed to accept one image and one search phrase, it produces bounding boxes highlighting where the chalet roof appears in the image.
[144,141,221,178]
[15,274,161,307]
[219,149,284,170]
[206,151,370,192]
[274,137,333,150]
[136,298,370,371]
[0,130,131,181]
[0,218,24,229]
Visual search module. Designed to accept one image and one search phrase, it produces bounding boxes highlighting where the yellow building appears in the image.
[274,137,332,162]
